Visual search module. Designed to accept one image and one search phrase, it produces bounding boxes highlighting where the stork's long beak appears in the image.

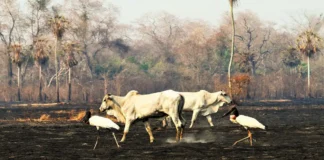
[222,107,235,118]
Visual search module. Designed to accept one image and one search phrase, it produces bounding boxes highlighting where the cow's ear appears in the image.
[108,95,113,100]
[107,93,112,96]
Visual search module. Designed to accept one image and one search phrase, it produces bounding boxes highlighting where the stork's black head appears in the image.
[82,111,91,124]
[222,107,239,118]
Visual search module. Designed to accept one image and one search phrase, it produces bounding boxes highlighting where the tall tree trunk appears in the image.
[8,55,13,86]
[38,65,43,102]
[251,61,256,76]
[55,38,60,102]
[104,76,109,95]
[307,55,311,98]
[17,66,21,101]
[228,4,236,97]
[68,67,71,102]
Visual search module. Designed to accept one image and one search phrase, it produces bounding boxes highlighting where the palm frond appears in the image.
[296,29,322,57]
[228,0,239,7]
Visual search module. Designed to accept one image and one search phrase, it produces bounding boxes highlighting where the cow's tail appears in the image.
[178,94,186,127]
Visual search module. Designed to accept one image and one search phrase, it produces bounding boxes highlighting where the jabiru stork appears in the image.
[222,107,267,146]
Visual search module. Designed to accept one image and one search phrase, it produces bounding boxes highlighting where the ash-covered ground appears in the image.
[1,101,324,159]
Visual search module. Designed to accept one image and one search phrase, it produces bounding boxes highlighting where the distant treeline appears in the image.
[0,0,323,102]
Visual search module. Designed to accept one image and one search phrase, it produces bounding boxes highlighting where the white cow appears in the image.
[99,90,185,143]
[163,90,232,128]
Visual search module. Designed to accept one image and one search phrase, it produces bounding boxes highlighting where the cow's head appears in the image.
[218,90,232,104]
[99,94,115,112]
[99,93,127,123]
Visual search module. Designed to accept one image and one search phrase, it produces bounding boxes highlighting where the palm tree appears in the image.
[49,15,69,102]
[34,38,50,102]
[296,29,322,97]
[11,44,25,101]
[63,41,79,102]
[227,0,239,97]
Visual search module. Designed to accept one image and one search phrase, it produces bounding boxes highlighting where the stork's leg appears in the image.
[93,130,100,150]
[112,132,121,148]
[206,115,214,127]
[121,119,131,142]
[232,130,253,146]
[189,110,200,128]
[144,121,154,143]
[232,136,249,146]
[248,130,253,146]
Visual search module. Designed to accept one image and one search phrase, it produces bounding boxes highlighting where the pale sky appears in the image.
[106,0,324,27]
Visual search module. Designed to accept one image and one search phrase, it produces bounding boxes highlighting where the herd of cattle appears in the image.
[97,89,233,143]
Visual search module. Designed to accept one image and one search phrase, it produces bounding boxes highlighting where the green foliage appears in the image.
[215,48,231,72]
[127,56,137,64]
[126,56,152,73]
[282,48,301,68]
[298,62,308,78]
[94,58,124,78]
[139,62,149,72]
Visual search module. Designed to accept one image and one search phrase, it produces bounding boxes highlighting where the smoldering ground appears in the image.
[1,103,324,159]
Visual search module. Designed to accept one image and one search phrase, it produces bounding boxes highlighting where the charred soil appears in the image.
[1,100,324,159]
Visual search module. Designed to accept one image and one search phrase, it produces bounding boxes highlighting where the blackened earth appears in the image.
[1,100,324,159]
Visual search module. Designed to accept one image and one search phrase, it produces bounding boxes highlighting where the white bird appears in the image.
[82,111,121,149]
[222,107,267,146]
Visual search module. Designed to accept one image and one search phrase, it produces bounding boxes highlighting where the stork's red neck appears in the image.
[230,115,238,123]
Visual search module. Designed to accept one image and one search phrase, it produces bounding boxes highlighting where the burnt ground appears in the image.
[1,100,324,160]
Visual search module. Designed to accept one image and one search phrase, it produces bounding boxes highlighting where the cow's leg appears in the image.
[180,125,184,140]
[170,116,181,142]
[162,118,167,128]
[179,115,186,140]
[144,121,154,143]
[206,115,214,127]
[189,110,200,128]
[121,119,131,142]
[162,116,172,128]
[175,126,180,142]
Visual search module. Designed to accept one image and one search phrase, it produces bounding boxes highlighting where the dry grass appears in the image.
[2,108,121,122]
[51,110,70,114]
[15,118,32,122]
[39,114,51,121]
[69,111,86,121]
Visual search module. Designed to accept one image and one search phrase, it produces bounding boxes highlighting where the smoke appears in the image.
[166,130,218,144]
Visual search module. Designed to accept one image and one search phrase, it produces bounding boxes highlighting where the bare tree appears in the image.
[234,12,274,76]
[49,14,69,102]
[177,21,215,89]
[0,0,19,86]
[136,12,183,64]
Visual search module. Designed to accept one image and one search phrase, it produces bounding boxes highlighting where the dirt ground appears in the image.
[1,100,324,160]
